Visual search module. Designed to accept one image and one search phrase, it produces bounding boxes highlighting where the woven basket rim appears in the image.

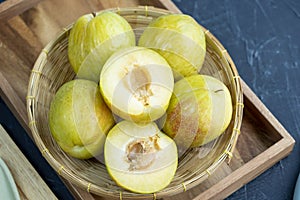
[26,6,243,199]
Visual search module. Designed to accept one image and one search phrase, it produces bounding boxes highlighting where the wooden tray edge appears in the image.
[0,0,42,21]
[192,79,295,200]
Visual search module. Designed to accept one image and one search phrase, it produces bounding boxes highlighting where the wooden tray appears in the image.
[0,0,41,21]
[0,124,57,200]
[0,0,295,199]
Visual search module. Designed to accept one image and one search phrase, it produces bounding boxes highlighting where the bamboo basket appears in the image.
[27,6,243,199]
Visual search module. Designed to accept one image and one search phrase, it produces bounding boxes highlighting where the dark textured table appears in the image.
[1,0,299,199]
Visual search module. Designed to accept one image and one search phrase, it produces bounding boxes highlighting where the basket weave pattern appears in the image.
[27,7,243,199]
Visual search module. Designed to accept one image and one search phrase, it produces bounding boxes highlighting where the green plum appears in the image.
[68,11,135,82]
[139,14,206,80]
[105,121,178,193]
[163,75,233,148]
[100,46,174,123]
[49,79,115,159]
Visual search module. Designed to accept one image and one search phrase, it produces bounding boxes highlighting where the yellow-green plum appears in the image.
[163,75,233,148]
[139,14,206,80]
[68,11,135,82]
[100,46,174,123]
[49,79,115,159]
[105,120,178,193]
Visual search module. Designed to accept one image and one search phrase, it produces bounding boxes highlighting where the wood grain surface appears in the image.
[0,124,57,200]
[0,0,41,21]
[0,0,295,199]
